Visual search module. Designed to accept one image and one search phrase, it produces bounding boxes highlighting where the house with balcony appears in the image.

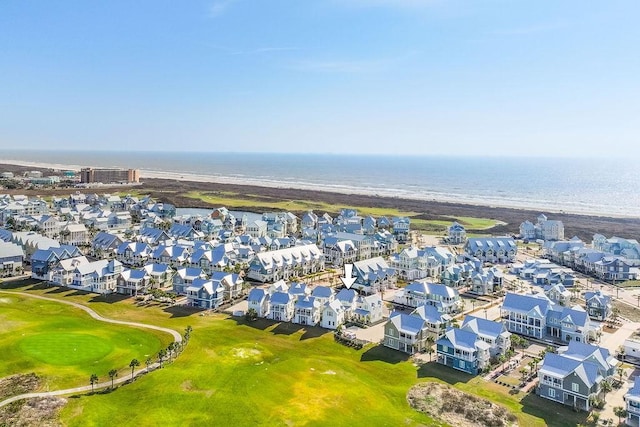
[353,293,383,325]
[247,288,270,318]
[31,245,83,280]
[468,266,504,296]
[0,241,24,277]
[324,232,374,261]
[335,288,358,320]
[49,256,89,286]
[583,290,611,321]
[464,237,517,264]
[502,292,599,343]
[116,268,150,296]
[70,259,123,294]
[322,237,358,267]
[501,293,549,340]
[59,223,89,246]
[321,299,345,330]
[268,291,295,322]
[545,283,572,306]
[441,261,480,288]
[460,315,511,357]
[594,256,639,282]
[173,267,206,295]
[293,295,322,326]
[92,232,124,258]
[447,222,467,244]
[247,244,324,283]
[626,377,640,427]
[593,234,640,260]
[389,246,455,281]
[391,217,410,242]
[384,312,428,354]
[143,263,174,289]
[210,271,243,301]
[393,282,463,314]
[311,286,334,306]
[543,238,586,266]
[436,327,491,375]
[520,214,565,242]
[411,304,452,340]
[538,341,616,412]
[115,241,153,267]
[351,256,396,294]
[186,278,224,310]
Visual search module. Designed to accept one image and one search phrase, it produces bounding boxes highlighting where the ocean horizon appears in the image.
[0,149,637,219]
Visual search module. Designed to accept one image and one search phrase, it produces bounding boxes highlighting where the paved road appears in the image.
[0,290,182,408]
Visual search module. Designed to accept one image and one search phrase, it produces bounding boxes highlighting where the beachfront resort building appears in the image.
[80,168,140,184]
[520,214,565,242]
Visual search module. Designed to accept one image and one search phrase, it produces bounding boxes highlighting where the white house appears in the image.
[321,299,345,330]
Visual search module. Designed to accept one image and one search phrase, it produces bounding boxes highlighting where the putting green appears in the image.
[19,332,115,366]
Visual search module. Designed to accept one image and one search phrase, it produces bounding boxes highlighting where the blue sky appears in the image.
[1,1,638,157]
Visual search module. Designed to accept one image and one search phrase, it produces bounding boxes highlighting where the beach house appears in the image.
[436,327,491,375]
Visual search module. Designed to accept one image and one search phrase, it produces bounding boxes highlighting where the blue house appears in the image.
[584,290,612,321]
[186,278,224,309]
[538,341,617,411]
[625,377,640,427]
[501,292,598,343]
[436,327,491,374]
[31,245,83,280]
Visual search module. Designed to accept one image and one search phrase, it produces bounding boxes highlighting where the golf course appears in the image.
[0,289,171,391]
[0,280,590,427]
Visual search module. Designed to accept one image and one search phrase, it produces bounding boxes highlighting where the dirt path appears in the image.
[0,290,182,407]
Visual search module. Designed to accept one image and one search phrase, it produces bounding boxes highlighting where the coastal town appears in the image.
[2,167,640,426]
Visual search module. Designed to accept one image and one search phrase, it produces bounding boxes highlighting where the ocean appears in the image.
[0,150,637,218]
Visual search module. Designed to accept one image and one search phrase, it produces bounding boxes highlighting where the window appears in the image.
[548,388,556,398]
[459,360,465,369]
[572,383,580,392]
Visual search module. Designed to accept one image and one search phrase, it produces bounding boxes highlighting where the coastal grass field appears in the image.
[0,290,170,390]
[1,281,589,427]
[182,190,501,234]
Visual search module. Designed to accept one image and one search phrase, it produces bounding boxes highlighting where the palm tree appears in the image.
[614,406,627,425]
[158,349,167,368]
[425,336,435,361]
[145,357,153,372]
[108,369,118,388]
[600,379,613,402]
[617,366,626,385]
[90,373,99,392]
[129,358,140,379]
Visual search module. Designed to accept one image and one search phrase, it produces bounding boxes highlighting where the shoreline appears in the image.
[2,160,640,240]
[1,158,637,220]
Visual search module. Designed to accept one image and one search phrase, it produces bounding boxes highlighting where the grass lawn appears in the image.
[183,190,501,233]
[0,290,170,390]
[1,281,589,426]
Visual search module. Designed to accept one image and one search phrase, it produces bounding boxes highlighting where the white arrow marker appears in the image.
[340,263,357,289]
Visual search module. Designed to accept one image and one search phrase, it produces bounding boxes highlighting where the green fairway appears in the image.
[1,282,589,426]
[19,333,114,366]
[0,292,170,390]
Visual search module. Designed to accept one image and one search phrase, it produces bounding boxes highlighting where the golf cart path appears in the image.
[0,290,182,407]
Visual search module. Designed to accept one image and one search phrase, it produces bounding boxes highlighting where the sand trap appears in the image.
[232,348,261,359]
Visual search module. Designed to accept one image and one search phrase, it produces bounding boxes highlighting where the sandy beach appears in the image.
[1,160,640,240]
